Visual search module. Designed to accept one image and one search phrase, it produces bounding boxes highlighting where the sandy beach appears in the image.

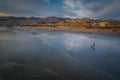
[0,27,120,80]
[13,27,120,35]
[0,0,120,80]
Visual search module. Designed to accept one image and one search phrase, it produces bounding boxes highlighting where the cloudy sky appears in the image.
[0,0,120,19]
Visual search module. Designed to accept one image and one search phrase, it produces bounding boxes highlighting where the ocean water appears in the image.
[0,27,120,80]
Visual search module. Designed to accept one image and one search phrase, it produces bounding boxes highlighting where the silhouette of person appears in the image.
[91,43,95,51]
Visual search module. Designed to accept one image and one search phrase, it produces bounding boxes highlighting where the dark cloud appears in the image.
[0,0,119,19]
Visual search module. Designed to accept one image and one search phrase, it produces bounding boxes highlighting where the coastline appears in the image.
[15,26,120,35]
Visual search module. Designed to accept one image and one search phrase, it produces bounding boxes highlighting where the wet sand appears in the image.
[0,30,117,80]
[18,27,120,35]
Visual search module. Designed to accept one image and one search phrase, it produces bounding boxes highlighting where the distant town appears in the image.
[0,16,120,29]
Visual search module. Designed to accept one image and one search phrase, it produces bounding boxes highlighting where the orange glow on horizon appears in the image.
[0,13,12,16]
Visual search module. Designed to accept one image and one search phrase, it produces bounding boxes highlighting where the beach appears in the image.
[0,27,120,80]
[12,26,120,35]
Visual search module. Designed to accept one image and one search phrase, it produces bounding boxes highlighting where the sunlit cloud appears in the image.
[0,13,12,16]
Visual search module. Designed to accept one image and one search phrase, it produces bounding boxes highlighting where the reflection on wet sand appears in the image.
[0,29,120,80]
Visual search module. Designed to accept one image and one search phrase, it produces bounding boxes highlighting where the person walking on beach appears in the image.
[91,43,95,51]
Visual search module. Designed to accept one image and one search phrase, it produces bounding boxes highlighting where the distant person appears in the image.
[93,43,95,47]
[91,43,95,51]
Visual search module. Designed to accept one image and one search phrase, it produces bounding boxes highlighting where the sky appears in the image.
[0,0,120,19]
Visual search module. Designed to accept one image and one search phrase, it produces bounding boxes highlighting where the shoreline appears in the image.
[15,27,120,35]
[1,26,120,35]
